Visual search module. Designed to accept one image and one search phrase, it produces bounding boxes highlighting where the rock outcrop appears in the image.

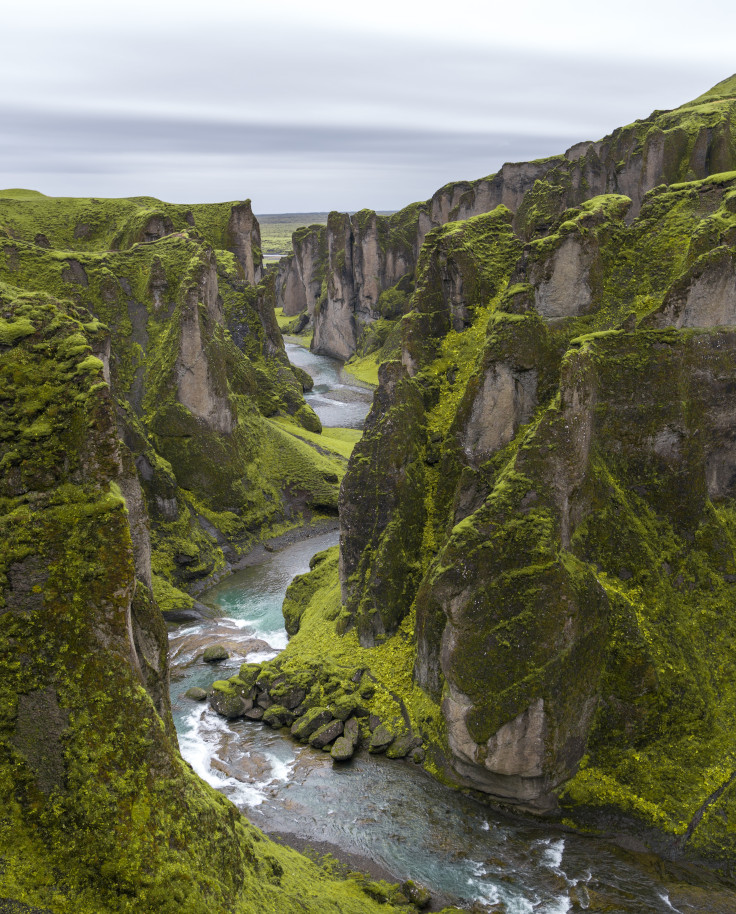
[0,190,339,624]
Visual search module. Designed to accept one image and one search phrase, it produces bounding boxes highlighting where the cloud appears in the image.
[1,2,734,210]
[0,105,579,209]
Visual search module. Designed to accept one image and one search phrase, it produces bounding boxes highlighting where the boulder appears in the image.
[309,719,344,750]
[262,705,295,729]
[202,645,229,663]
[343,717,360,746]
[386,735,419,760]
[184,687,207,701]
[330,736,355,762]
[276,687,307,711]
[209,690,247,719]
[401,880,431,908]
[245,707,264,721]
[290,707,333,741]
[238,663,262,690]
[369,725,395,754]
[328,694,361,721]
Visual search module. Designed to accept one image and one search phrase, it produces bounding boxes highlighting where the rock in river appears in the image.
[368,725,395,754]
[202,644,230,663]
[309,718,344,749]
[330,736,355,762]
[185,687,207,701]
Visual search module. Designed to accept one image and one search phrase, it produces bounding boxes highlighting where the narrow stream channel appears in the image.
[168,343,736,913]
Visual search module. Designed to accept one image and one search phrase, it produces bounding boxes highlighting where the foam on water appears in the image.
[265,751,296,785]
[536,837,565,872]
[541,898,572,914]
[178,707,268,807]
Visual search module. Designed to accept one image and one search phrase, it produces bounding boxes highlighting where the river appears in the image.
[168,342,736,913]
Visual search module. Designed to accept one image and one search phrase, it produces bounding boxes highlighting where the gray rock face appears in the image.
[148,257,169,310]
[175,252,234,434]
[277,93,734,362]
[485,698,547,778]
[227,201,263,285]
[651,247,736,329]
[275,224,327,318]
[313,214,358,360]
[61,258,89,287]
[462,363,537,464]
[11,689,70,795]
[531,236,594,320]
[140,214,173,243]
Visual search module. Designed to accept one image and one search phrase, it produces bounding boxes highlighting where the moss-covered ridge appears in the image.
[276,74,736,364]
[0,192,346,608]
[0,286,424,913]
[0,190,263,282]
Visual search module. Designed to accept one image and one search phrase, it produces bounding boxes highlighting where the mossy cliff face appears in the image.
[281,75,736,362]
[0,191,340,608]
[275,223,327,317]
[317,135,736,867]
[0,288,422,913]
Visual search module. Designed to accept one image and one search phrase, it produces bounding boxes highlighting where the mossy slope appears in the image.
[0,193,345,606]
[0,286,414,913]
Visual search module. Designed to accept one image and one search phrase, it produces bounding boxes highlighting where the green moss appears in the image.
[0,316,35,345]
[269,417,361,461]
[264,547,445,755]
[0,260,413,914]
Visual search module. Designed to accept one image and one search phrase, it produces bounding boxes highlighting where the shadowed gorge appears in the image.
[3,75,736,912]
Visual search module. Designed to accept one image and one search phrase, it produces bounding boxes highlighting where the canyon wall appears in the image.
[278,76,736,361]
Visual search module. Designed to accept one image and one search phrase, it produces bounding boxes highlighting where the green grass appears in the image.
[257,212,396,257]
[269,418,362,459]
[274,307,293,331]
[257,213,331,256]
[284,330,314,349]
[343,352,380,386]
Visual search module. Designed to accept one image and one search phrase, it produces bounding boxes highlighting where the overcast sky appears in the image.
[2,0,735,213]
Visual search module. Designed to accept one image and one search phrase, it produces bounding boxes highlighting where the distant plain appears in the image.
[257,211,395,257]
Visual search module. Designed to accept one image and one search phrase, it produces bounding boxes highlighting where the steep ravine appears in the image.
[0,196,414,914]
[173,346,736,913]
[205,77,736,887]
[4,74,736,913]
